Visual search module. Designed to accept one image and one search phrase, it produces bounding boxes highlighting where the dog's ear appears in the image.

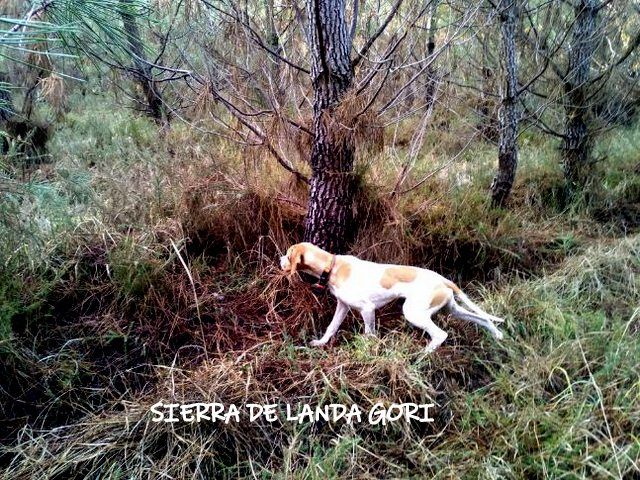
[289,244,305,276]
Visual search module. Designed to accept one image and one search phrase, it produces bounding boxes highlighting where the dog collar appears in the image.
[313,254,336,290]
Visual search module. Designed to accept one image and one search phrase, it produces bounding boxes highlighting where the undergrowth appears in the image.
[2,236,638,478]
[1,93,639,478]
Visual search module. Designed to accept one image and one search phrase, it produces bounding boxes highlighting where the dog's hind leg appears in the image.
[360,307,377,336]
[448,300,504,340]
[444,281,504,323]
[310,300,349,347]
[403,299,448,353]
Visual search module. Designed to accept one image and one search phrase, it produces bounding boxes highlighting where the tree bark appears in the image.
[120,1,169,125]
[562,0,598,193]
[491,0,520,207]
[303,0,355,253]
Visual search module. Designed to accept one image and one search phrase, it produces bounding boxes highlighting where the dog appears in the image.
[280,242,504,352]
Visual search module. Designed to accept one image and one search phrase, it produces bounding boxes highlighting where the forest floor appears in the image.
[1,91,639,478]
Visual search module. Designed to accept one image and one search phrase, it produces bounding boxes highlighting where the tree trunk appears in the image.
[0,72,14,154]
[563,0,598,193]
[303,0,355,253]
[120,1,169,125]
[263,0,283,101]
[478,32,499,141]
[491,0,520,207]
[0,73,14,124]
[22,77,40,120]
[424,0,439,111]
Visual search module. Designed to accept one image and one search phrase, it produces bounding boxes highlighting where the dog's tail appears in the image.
[444,280,504,323]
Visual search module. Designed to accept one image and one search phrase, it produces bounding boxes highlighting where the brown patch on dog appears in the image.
[444,279,462,295]
[332,261,352,288]
[379,266,417,289]
[429,288,452,309]
[288,244,306,275]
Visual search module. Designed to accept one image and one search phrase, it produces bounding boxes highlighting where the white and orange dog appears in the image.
[280,242,504,352]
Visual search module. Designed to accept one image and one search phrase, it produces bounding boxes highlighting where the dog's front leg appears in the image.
[310,300,348,347]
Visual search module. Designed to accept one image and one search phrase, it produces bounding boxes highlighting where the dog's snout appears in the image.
[280,255,289,271]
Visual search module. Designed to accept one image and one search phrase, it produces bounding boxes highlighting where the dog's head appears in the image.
[280,243,311,276]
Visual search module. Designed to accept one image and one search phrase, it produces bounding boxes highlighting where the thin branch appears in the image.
[199,0,310,74]
[5,0,56,36]
[588,27,640,84]
[353,60,393,118]
[211,86,309,183]
[352,0,404,69]
[520,99,567,139]
[517,55,550,95]
[396,133,478,196]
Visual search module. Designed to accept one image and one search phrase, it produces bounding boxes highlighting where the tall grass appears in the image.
[2,235,638,478]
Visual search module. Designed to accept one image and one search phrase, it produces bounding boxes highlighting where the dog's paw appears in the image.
[494,330,504,340]
[309,339,326,347]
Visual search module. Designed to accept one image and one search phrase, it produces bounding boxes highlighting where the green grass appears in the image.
[434,235,640,478]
